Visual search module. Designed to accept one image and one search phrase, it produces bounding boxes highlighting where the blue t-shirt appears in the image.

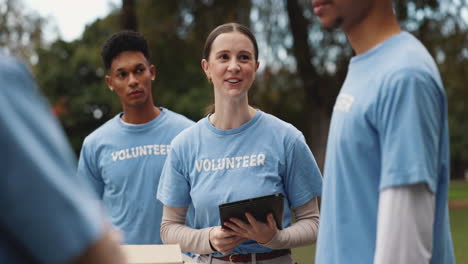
[157,110,322,256]
[315,32,454,264]
[78,108,193,244]
[0,54,103,263]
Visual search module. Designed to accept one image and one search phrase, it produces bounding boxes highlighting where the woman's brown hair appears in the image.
[203,23,259,61]
[203,23,259,115]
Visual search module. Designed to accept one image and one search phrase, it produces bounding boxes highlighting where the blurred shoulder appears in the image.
[163,108,195,128]
[169,116,205,148]
[258,110,304,140]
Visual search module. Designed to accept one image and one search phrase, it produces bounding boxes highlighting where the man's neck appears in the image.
[345,4,401,55]
[121,103,161,124]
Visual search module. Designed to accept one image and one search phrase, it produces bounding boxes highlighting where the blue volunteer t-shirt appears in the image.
[78,108,193,244]
[157,110,322,256]
[315,32,454,264]
[0,54,103,263]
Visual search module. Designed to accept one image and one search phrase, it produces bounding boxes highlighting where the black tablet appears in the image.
[219,193,284,230]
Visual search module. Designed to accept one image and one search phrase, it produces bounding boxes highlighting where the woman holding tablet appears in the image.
[157,23,322,264]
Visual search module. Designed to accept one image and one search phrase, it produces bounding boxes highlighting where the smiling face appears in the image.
[105,51,155,109]
[311,0,374,31]
[201,31,259,101]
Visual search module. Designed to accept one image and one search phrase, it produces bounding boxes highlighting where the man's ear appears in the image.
[105,75,114,91]
[150,65,156,81]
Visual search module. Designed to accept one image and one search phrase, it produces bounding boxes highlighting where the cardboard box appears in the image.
[121,244,183,264]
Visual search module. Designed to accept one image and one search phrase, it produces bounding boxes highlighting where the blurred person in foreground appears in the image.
[311,0,455,263]
[77,31,194,245]
[0,53,126,263]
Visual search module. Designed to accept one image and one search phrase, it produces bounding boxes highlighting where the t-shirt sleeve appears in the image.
[157,144,191,207]
[78,139,105,198]
[0,57,103,263]
[377,70,443,192]
[284,133,323,208]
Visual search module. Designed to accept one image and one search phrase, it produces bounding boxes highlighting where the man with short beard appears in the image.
[311,0,455,263]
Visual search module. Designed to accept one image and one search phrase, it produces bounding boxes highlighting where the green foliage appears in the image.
[26,0,468,175]
[449,180,468,200]
[34,13,121,152]
[0,0,44,66]
[135,0,210,120]
[33,0,255,154]
[134,0,253,121]
[406,1,468,177]
[438,20,468,172]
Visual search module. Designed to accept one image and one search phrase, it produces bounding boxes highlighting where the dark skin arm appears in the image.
[70,227,126,264]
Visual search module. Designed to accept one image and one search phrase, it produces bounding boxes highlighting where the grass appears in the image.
[292,244,315,263]
[450,208,468,262]
[291,180,468,264]
[449,180,468,200]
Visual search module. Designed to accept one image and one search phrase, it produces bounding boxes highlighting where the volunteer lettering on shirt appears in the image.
[111,144,171,161]
[195,153,266,173]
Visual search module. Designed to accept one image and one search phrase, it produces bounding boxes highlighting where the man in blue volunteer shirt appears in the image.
[311,0,455,263]
[78,31,193,245]
[0,53,126,263]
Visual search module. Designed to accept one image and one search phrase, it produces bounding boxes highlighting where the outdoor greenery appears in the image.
[292,243,315,263]
[449,180,468,200]
[2,0,466,177]
[450,209,468,262]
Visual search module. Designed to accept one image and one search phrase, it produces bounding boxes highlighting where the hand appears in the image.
[223,213,278,244]
[209,226,247,255]
[109,225,124,244]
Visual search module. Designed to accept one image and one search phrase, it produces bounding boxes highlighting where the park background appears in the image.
[2,0,467,262]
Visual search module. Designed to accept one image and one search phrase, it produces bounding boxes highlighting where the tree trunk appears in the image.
[122,0,137,31]
[192,0,251,33]
[286,0,330,170]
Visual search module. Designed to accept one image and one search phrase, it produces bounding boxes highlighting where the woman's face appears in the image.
[202,31,259,100]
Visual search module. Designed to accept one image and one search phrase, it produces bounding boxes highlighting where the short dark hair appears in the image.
[101,30,150,71]
[203,23,259,61]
